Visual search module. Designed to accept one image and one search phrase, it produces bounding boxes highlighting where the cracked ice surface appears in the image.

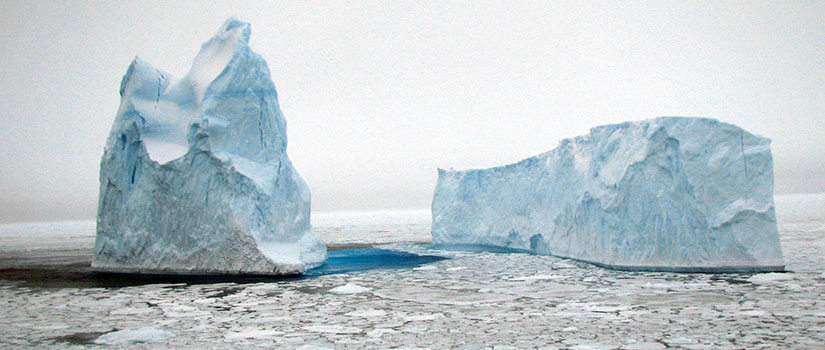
[0,193,824,348]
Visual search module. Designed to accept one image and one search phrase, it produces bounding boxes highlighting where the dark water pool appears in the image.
[0,247,446,289]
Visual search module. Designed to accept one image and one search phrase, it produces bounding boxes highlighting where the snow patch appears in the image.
[329,283,371,294]
[224,328,282,340]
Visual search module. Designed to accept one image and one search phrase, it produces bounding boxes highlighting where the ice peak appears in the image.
[118,56,168,100]
[218,17,251,44]
[185,18,251,102]
[129,55,145,66]
[119,57,146,96]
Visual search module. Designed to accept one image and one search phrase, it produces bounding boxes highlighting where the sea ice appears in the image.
[366,328,398,338]
[432,117,784,272]
[94,327,174,345]
[302,325,362,334]
[403,314,442,322]
[296,345,334,350]
[347,309,387,317]
[223,328,282,340]
[748,272,793,284]
[328,283,371,294]
[622,342,666,350]
[92,18,325,275]
[508,274,560,282]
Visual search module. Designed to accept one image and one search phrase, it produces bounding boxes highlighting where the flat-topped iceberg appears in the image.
[92,18,326,275]
[432,117,784,272]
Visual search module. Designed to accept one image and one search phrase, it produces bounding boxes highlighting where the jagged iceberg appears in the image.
[432,117,784,272]
[92,18,326,275]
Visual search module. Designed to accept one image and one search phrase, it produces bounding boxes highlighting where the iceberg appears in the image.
[432,117,784,272]
[92,18,326,275]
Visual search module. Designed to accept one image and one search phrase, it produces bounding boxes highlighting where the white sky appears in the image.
[0,1,823,222]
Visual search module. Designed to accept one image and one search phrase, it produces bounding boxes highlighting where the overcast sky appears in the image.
[0,1,823,222]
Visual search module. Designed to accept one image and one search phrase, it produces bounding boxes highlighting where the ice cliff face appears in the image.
[432,117,784,272]
[92,18,326,275]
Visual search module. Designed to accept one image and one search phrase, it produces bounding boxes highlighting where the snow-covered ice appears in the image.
[329,283,371,294]
[303,325,362,334]
[93,327,174,345]
[748,272,793,284]
[92,18,325,275]
[433,117,784,272]
[223,328,282,340]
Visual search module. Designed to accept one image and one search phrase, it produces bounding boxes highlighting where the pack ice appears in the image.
[432,117,784,272]
[92,18,326,275]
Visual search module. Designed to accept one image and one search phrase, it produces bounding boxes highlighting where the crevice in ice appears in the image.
[740,131,749,178]
[130,162,137,184]
[204,178,211,206]
[155,76,162,105]
[258,113,265,151]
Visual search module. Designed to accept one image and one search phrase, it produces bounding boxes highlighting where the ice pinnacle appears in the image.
[93,18,326,275]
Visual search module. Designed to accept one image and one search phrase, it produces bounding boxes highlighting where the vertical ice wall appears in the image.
[432,117,784,272]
